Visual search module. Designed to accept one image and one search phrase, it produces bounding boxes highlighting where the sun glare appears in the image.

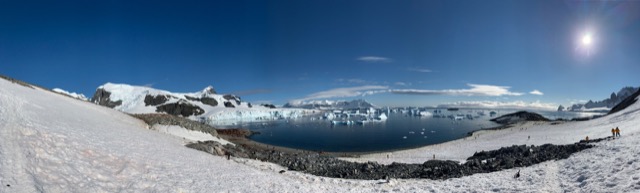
[581,34,592,46]
[576,29,596,58]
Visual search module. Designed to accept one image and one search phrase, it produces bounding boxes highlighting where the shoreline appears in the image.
[216,122,521,158]
[196,124,599,180]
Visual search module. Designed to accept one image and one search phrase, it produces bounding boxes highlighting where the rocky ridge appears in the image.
[490,111,550,125]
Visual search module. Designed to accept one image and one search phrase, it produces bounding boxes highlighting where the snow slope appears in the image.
[95,83,315,125]
[2,77,640,192]
[150,124,233,146]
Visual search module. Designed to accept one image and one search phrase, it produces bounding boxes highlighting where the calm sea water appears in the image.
[214,109,603,152]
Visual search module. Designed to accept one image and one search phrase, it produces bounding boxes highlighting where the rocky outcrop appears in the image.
[0,75,35,89]
[184,95,218,107]
[261,104,277,109]
[490,111,549,124]
[223,95,241,105]
[155,101,205,117]
[144,95,170,106]
[224,101,235,108]
[188,138,595,180]
[201,97,218,107]
[131,113,217,136]
[90,88,122,108]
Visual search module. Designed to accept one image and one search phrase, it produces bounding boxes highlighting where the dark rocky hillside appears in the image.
[490,111,550,124]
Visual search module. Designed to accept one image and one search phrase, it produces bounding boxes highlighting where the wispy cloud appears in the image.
[357,56,391,63]
[529,90,544,95]
[407,68,432,73]
[394,82,411,86]
[336,78,377,85]
[437,100,557,110]
[567,99,588,104]
[290,85,389,104]
[391,84,524,97]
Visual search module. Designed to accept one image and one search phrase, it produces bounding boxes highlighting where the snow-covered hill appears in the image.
[2,76,640,192]
[283,99,375,110]
[90,83,314,125]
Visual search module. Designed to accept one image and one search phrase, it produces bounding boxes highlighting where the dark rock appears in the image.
[490,111,550,124]
[131,113,217,136]
[248,103,252,108]
[184,95,200,101]
[224,101,235,108]
[223,94,239,101]
[155,101,205,117]
[261,104,277,109]
[187,136,597,180]
[279,170,286,174]
[0,75,34,89]
[223,94,242,106]
[184,95,218,107]
[91,88,122,108]
[201,97,218,107]
[144,95,169,106]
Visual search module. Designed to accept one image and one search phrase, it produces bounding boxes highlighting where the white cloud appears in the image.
[290,85,389,104]
[394,82,411,86]
[357,56,391,63]
[530,90,544,95]
[437,100,557,110]
[391,84,524,97]
[407,68,432,73]
[568,99,588,104]
[343,78,366,84]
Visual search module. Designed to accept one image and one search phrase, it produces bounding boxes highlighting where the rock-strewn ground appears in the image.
[188,135,598,180]
[131,113,217,136]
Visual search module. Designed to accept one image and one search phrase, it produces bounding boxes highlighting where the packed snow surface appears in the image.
[150,124,233,146]
[2,78,640,192]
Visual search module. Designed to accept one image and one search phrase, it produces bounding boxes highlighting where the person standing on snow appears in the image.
[615,127,621,137]
[611,128,616,138]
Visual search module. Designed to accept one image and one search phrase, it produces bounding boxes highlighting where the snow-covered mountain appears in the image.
[90,83,313,124]
[52,88,88,101]
[283,99,376,110]
[560,86,639,112]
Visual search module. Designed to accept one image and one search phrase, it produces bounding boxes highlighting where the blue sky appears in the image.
[2,0,639,108]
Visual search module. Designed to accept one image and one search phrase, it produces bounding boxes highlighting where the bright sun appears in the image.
[581,34,592,46]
